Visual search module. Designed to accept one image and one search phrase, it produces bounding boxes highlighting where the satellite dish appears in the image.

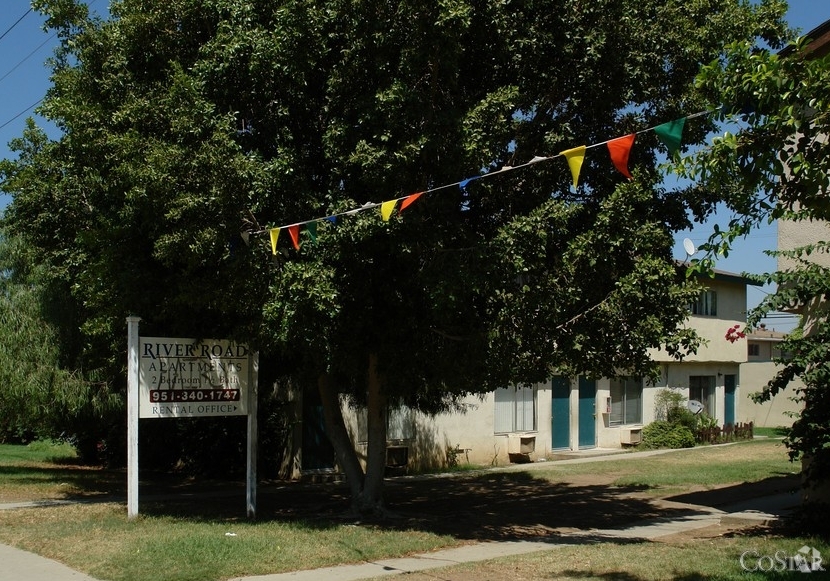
[683,237,697,258]
[687,400,704,415]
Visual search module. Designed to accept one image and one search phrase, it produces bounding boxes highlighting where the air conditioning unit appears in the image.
[385,445,409,468]
[507,433,536,463]
[620,427,642,446]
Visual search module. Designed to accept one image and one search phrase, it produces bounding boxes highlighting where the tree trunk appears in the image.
[355,353,388,516]
[316,356,389,517]
[317,373,364,501]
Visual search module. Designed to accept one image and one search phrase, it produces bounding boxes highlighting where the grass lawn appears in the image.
[531,439,799,494]
[753,426,790,438]
[363,534,830,581]
[0,441,121,502]
[0,438,821,581]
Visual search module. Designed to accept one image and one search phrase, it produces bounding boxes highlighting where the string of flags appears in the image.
[260,110,710,254]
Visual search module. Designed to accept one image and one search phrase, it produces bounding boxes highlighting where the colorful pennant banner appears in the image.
[261,110,711,254]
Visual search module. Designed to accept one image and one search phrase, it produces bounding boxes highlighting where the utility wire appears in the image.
[0,8,32,44]
[0,32,56,85]
[0,98,43,131]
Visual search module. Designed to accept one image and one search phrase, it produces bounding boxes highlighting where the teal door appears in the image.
[551,376,570,450]
[302,386,335,470]
[578,377,596,448]
[724,374,736,425]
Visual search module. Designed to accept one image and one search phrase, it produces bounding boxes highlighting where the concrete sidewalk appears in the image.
[225,490,799,581]
[0,445,800,581]
[0,543,99,581]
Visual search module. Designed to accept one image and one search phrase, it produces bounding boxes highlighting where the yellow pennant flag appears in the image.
[380,199,397,221]
[269,228,280,255]
[561,145,586,189]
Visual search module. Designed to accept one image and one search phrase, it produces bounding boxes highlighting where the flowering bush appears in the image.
[725,324,746,343]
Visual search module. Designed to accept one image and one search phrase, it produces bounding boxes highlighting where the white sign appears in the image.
[139,337,250,418]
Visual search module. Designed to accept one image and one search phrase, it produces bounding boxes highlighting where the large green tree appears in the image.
[0,225,119,453]
[677,33,830,494]
[1,0,788,514]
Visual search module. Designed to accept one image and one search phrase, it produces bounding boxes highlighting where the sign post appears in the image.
[126,316,141,520]
[246,351,259,519]
[126,321,258,519]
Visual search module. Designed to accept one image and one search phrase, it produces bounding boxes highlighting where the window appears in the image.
[690,290,717,316]
[356,405,415,443]
[387,405,415,441]
[610,378,642,426]
[689,375,716,417]
[494,384,537,433]
[748,343,760,357]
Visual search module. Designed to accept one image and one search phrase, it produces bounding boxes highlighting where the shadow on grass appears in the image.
[0,464,123,498]
[131,469,706,541]
[2,461,806,545]
[665,474,801,509]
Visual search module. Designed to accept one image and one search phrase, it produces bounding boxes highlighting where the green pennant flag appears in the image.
[306,221,317,244]
[654,117,686,157]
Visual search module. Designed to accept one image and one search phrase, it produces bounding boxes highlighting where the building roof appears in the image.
[708,267,762,286]
[675,261,761,287]
[746,325,789,342]
[780,18,830,59]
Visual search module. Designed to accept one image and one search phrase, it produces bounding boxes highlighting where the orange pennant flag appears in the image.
[400,192,423,212]
[380,200,397,221]
[287,225,300,250]
[607,133,636,180]
[269,228,280,255]
[560,146,586,189]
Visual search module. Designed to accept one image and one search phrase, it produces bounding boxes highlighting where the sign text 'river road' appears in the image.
[139,337,251,418]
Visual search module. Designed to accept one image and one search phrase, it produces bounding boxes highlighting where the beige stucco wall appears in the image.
[739,361,803,428]
[778,218,830,271]
[341,384,555,470]
[777,216,830,327]
[650,361,742,423]
[650,277,749,364]
[324,277,754,474]
[336,363,746,473]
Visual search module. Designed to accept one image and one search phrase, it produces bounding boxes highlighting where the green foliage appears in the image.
[654,388,686,421]
[654,387,700,430]
[0,230,121,454]
[641,420,696,449]
[0,1,788,489]
[675,28,830,488]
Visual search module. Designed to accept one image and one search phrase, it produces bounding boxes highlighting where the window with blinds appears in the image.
[494,384,537,433]
[356,404,415,443]
[689,375,716,417]
[690,289,717,316]
[610,378,642,426]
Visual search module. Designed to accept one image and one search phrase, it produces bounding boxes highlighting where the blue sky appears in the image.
[0,1,826,330]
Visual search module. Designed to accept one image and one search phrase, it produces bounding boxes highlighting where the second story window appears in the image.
[691,290,717,316]
[748,343,760,357]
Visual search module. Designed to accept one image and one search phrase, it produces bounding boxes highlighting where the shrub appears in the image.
[667,405,699,430]
[654,388,686,422]
[642,420,696,449]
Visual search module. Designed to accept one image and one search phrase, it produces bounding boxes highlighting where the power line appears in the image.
[0,98,43,131]
[0,31,56,85]
[0,8,32,43]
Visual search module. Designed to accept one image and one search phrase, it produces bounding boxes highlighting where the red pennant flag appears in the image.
[400,192,423,212]
[287,225,300,250]
[607,133,636,180]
